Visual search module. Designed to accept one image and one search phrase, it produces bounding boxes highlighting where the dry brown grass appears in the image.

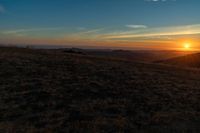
[0,47,199,132]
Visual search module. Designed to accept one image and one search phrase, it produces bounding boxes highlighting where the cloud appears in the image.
[2,27,63,35]
[126,25,147,29]
[100,24,200,40]
[77,27,87,30]
[61,28,105,41]
[0,4,5,13]
[78,28,104,34]
[67,28,104,36]
[145,0,176,2]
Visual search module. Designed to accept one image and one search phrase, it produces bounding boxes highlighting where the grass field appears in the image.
[157,52,200,68]
[0,47,199,132]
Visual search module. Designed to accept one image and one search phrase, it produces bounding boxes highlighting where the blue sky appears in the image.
[0,0,200,50]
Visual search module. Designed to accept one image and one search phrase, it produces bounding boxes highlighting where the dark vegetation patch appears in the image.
[62,48,86,55]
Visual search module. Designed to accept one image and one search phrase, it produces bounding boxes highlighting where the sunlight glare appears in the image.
[184,43,191,49]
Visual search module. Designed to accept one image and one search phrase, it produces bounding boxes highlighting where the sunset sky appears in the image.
[0,0,200,50]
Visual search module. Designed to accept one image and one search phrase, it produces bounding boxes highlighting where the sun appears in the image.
[183,43,191,49]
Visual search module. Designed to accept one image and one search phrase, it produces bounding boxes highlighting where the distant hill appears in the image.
[157,52,200,68]
[60,48,194,62]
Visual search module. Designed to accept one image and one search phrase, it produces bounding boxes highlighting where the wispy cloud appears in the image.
[2,24,200,49]
[77,27,87,30]
[77,28,104,34]
[62,28,104,39]
[0,4,5,13]
[145,0,176,2]
[2,27,64,35]
[100,24,200,40]
[126,25,147,29]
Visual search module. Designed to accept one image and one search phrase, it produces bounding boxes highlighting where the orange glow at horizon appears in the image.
[1,34,199,51]
[179,40,197,51]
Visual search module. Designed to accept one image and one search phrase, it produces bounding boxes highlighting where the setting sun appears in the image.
[184,43,191,49]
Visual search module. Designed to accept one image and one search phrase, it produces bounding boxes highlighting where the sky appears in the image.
[0,0,200,50]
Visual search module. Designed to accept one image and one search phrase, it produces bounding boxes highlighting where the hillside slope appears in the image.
[62,48,194,62]
[0,47,199,132]
[157,53,200,68]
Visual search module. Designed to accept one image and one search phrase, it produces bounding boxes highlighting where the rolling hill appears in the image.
[157,52,200,68]
[61,48,194,62]
[0,47,199,132]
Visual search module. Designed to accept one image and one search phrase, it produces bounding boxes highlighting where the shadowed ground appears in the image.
[0,47,199,132]
[157,52,200,68]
